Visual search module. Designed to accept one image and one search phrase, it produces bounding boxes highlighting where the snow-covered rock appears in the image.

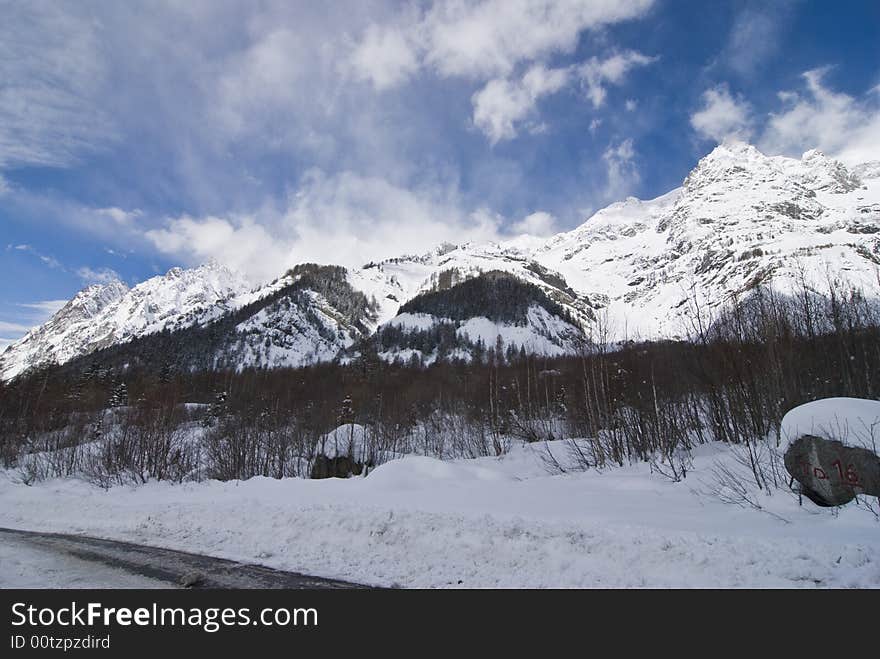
[780,397,880,453]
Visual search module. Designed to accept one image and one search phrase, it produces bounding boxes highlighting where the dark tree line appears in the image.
[399,270,576,325]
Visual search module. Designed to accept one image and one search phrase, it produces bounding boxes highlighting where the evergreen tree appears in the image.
[108,382,128,408]
[203,390,228,427]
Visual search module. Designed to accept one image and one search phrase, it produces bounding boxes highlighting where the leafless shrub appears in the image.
[703,448,792,524]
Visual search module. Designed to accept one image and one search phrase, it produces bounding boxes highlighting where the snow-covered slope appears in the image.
[351,242,594,328]
[3,142,878,379]
[3,435,879,587]
[371,272,585,365]
[377,305,584,365]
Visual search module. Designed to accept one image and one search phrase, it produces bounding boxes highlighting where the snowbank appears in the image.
[780,398,880,452]
[2,439,879,588]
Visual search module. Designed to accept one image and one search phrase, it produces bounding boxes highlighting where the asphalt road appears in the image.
[0,527,368,589]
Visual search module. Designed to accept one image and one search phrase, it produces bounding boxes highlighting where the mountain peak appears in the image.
[698,139,767,166]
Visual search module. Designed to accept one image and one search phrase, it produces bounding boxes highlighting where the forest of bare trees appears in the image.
[1,278,878,487]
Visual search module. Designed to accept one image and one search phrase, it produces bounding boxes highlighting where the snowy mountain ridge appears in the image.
[0,261,253,380]
[2,141,878,380]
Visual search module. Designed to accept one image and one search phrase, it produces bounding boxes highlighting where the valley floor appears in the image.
[1,442,878,588]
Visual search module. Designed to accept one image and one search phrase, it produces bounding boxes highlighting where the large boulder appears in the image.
[783,434,880,506]
[780,398,880,506]
[310,424,373,479]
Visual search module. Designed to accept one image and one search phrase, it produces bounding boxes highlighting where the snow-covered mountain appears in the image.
[531,142,879,338]
[351,143,879,341]
[0,261,252,380]
[2,141,878,380]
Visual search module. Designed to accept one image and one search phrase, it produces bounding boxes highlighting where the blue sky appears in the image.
[1,0,879,348]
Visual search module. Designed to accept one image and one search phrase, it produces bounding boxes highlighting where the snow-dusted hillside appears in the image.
[3,142,878,379]
[351,241,596,327]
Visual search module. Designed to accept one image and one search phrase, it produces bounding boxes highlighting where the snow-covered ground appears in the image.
[0,535,168,588]
[2,437,878,588]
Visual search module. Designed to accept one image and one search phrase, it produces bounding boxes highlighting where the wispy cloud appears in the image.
[721,2,795,77]
[0,320,33,334]
[690,85,754,142]
[145,169,509,282]
[0,3,117,169]
[578,51,657,109]
[471,50,656,144]
[603,138,640,201]
[6,243,64,270]
[97,207,143,225]
[0,300,69,348]
[472,65,571,144]
[19,300,68,317]
[76,267,122,285]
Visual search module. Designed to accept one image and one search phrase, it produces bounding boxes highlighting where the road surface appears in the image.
[0,527,368,589]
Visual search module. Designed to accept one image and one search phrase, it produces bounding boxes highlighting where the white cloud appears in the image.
[511,211,558,236]
[471,50,655,143]
[472,65,570,143]
[625,99,638,112]
[76,267,121,285]
[7,243,64,270]
[214,27,318,140]
[0,1,666,284]
[578,51,656,108]
[145,170,506,282]
[97,207,143,225]
[426,0,654,79]
[349,0,655,87]
[759,68,880,166]
[349,23,421,90]
[690,85,754,142]
[145,215,289,285]
[603,138,640,200]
